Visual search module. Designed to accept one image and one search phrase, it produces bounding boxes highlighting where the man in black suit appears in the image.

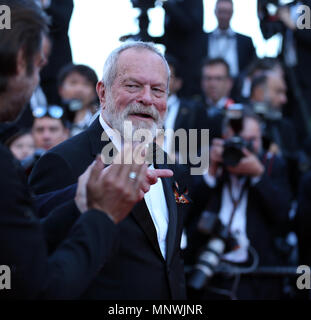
[193,58,235,147]
[249,71,304,195]
[204,0,256,79]
[185,112,292,299]
[0,0,156,299]
[30,42,188,299]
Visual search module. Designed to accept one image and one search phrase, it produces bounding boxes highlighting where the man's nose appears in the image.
[42,130,51,140]
[137,86,153,106]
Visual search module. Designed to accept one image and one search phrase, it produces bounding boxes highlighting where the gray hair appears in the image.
[101,41,170,92]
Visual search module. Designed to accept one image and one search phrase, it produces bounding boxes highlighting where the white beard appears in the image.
[103,91,164,142]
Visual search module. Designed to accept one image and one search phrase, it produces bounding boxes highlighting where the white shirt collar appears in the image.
[99,113,122,152]
[167,94,179,107]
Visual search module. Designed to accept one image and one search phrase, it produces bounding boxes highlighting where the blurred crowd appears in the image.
[2,0,311,300]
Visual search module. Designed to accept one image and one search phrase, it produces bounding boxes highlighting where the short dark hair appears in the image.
[247,57,282,78]
[0,0,49,93]
[5,129,31,148]
[250,73,268,97]
[201,57,231,78]
[57,64,98,89]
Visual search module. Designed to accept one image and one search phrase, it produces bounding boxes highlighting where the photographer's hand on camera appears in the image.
[277,6,296,30]
[227,148,265,177]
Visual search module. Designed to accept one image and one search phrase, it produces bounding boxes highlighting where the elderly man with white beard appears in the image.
[29,41,188,300]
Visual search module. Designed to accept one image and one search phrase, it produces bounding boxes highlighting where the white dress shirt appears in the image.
[204,173,250,263]
[99,114,169,259]
[208,27,239,77]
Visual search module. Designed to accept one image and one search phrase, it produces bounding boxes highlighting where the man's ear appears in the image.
[96,81,106,107]
[16,48,27,75]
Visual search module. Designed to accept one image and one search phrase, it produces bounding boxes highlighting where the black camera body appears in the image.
[222,104,254,167]
[187,211,238,291]
[223,136,254,167]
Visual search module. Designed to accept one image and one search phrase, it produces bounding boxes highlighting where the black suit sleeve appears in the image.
[40,199,81,253]
[46,0,74,31]
[249,156,292,232]
[29,151,76,194]
[0,147,118,299]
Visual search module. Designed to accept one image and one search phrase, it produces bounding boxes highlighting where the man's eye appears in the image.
[153,88,165,95]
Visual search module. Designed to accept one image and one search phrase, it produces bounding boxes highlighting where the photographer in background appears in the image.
[250,71,308,195]
[185,108,292,299]
[258,0,311,140]
[194,58,235,144]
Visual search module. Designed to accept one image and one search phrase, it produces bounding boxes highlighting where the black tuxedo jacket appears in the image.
[204,31,256,75]
[29,118,187,300]
[0,129,117,299]
[172,97,200,132]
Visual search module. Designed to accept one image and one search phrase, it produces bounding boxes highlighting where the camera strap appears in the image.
[227,177,250,231]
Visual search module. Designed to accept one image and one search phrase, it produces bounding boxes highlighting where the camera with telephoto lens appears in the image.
[222,104,254,167]
[187,211,238,291]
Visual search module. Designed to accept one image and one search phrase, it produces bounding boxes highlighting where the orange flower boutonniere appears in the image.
[173,181,191,204]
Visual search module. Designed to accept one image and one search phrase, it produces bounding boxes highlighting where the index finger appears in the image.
[152,169,174,179]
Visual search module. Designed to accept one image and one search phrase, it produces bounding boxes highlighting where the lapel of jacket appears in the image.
[155,161,178,266]
[87,117,118,158]
[131,199,164,260]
